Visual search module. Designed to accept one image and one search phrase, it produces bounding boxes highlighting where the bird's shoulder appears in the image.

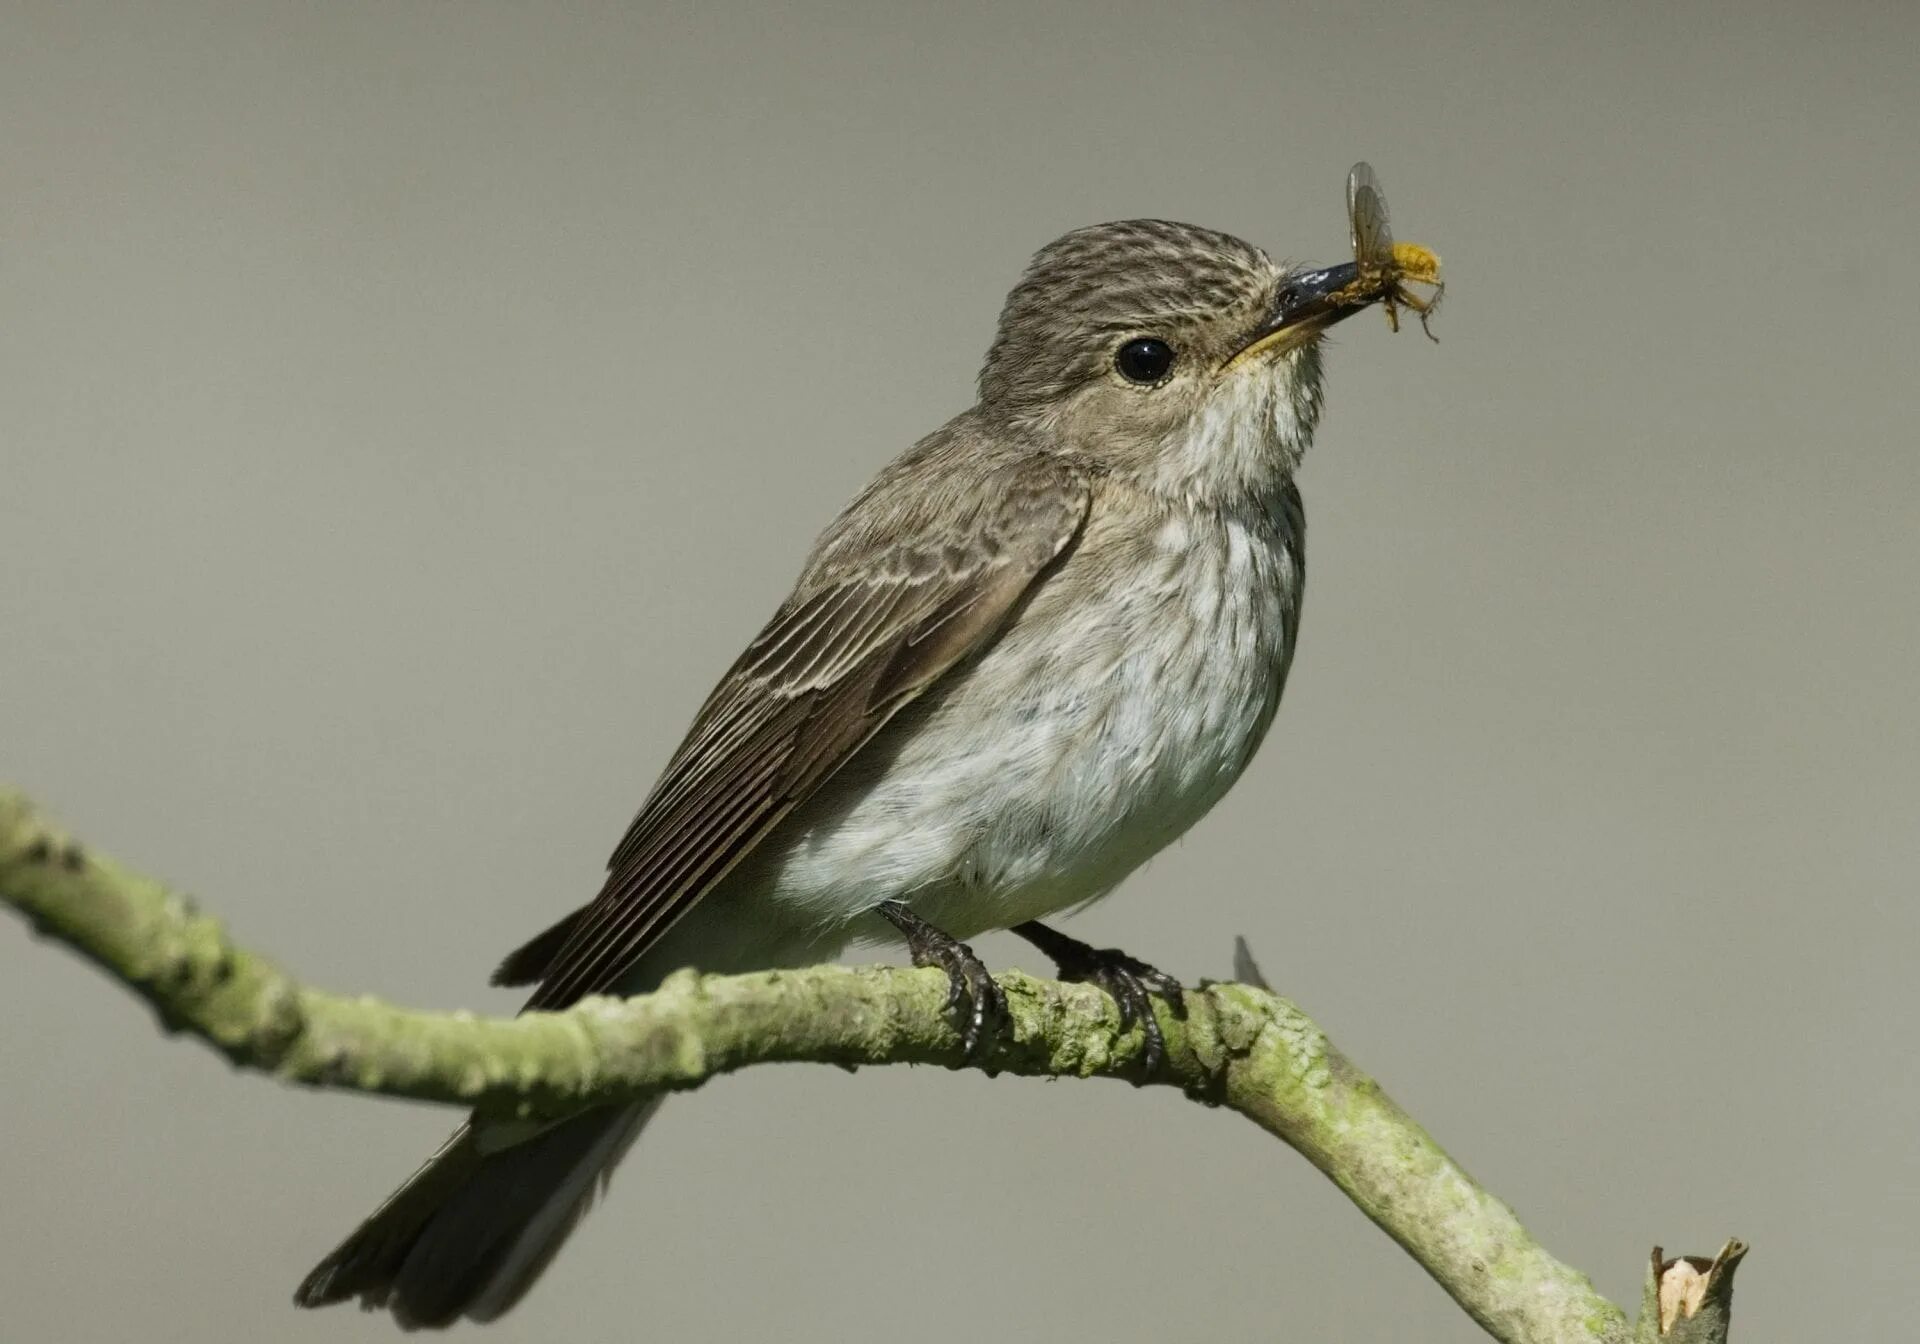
[792,412,1092,600]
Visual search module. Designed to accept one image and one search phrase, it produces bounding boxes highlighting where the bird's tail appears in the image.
[294,1098,661,1329]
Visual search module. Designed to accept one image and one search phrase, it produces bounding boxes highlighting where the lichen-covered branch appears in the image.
[0,788,1738,1344]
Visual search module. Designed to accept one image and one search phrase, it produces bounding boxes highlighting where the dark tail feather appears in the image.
[295,1100,658,1329]
[293,1125,484,1318]
[490,906,587,987]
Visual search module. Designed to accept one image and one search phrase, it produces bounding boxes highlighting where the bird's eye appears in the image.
[1114,337,1176,385]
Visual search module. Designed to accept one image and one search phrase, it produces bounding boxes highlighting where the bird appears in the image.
[295,206,1425,1328]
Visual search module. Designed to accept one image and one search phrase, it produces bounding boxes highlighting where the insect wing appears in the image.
[1346,161,1395,273]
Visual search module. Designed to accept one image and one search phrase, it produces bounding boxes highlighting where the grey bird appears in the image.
[296,199,1431,1327]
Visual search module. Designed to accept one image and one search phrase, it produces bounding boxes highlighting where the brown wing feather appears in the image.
[522,457,1089,1012]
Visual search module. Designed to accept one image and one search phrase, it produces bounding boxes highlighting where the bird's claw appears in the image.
[877,901,1008,1060]
[936,941,1008,1059]
[1062,949,1184,1076]
[1011,922,1185,1077]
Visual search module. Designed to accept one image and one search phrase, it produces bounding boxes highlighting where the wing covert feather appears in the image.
[523,455,1089,1010]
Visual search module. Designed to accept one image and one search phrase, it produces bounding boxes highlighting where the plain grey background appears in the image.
[3,2,1915,1340]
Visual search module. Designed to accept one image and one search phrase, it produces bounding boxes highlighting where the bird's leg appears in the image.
[1011,922,1185,1075]
[877,901,1007,1059]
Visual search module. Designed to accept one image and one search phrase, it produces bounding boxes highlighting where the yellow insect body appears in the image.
[1389,241,1441,286]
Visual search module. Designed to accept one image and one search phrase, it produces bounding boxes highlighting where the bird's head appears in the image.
[977,218,1387,505]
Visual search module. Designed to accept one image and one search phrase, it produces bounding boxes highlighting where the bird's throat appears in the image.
[1145,345,1323,510]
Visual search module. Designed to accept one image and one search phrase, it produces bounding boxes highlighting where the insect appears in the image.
[1346,160,1443,340]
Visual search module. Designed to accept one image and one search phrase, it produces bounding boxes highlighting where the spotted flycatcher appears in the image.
[297,169,1439,1328]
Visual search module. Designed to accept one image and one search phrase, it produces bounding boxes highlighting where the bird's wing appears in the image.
[520,457,1090,1011]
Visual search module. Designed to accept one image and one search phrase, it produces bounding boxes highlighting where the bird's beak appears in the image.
[1224,261,1373,369]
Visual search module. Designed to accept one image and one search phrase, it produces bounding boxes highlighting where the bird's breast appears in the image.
[756,496,1303,938]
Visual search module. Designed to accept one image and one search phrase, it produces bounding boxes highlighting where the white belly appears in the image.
[737,500,1302,941]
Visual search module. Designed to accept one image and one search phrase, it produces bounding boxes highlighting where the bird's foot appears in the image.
[1012,922,1185,1075]
[877,901,1007,1059]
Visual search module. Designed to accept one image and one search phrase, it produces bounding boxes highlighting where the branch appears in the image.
[0,788,1739,1344]
[1640,1242,1748,1344]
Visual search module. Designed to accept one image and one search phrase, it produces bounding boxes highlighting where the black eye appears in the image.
[1114,337,1176,385]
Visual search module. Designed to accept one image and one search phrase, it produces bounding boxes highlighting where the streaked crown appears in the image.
[979,219,1279,409]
